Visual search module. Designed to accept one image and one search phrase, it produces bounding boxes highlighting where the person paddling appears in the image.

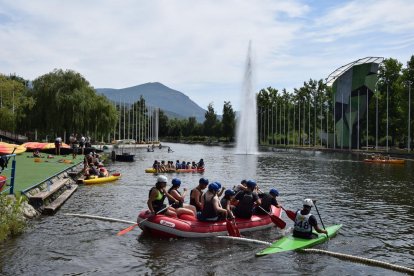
[147,175,179,217]
[168,178,197,216]
[255,188,280,215]
[197,182,229,221]
[233,180,261,219]
[189,178,209,211]
[292,199,327,239]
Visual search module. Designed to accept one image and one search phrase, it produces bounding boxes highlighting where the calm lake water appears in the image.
[1,143,413,275]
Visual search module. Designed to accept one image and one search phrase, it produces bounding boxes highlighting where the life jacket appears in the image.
[293,210,313,235]
[220,197,230,210]
[200,192,218,220]
[190,188,202,211]
[149,187,166,212]
[234,191,256,219]
[167,187,183,208]
[259,193,273,213]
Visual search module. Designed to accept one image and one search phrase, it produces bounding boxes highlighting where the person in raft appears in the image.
[147,175,179,217]
[292,199,327,239]
[167,178,196,216]
[219,189,236,219]
[233,180,261,219]
[233,179,248,193]
[189,177,209,212]
[197,182,229,221]
[255,188,281,215]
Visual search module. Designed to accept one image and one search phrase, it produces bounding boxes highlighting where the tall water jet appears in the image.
[235,42,258,154]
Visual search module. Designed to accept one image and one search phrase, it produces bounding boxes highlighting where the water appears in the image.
[1,143,414,275]
[236,41,258,155]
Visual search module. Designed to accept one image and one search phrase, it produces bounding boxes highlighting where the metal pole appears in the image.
[366,87,369,150]
[333,92,336,149]
[357,90,360,150]
[349,90,352,150]
[320,97,322,147]
[293,103,296,145]
[376,86,378,149]
[341,93,344,149]
[409,82,411,152]
[308,99,310,147]
[10,158,16,195]
[327,104,329,148]
[386,84,389,152]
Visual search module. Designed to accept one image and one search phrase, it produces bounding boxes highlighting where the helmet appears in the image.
[208,183,220,192]
[199,177,209,185]
[157,175,168,183]
[303,198,313,207]
[225,189,236,197]
[269,189,279,196]
[215,182,222,189]
[246,180,257,188]
[172,178,181,186]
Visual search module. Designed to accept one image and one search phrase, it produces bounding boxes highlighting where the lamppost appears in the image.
[408,80,412,151]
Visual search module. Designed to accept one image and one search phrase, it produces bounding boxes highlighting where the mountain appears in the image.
[96,82,206,122]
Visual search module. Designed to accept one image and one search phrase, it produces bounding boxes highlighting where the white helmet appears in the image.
[157,175,168,183]
[303,198,313,207]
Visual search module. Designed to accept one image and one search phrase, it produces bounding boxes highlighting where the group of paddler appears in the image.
[151,158,204,172]
[147,175,327,239]
[82,152,110,179]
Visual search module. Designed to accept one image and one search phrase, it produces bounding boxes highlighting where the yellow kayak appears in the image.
[83,173,121,185]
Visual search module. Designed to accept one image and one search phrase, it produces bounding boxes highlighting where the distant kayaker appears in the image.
[255,188,280,215]
[292,199,327,239]
[167,178,196,216]
[147,175,179,217]
[233,180,261,219]
[190,177,209,211]
[197,182,229,221]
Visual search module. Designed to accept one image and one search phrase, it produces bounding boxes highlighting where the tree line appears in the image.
[1,55,413,148]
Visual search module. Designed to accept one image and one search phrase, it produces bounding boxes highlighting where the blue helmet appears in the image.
[246,180,257,189]
[172,178,181,187]
[208,183,220,192]
[225,189,236,197]
[269,188,279,196]
[199,177,209,185]
[215,181,222,189]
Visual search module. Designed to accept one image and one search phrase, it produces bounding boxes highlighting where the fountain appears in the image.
[235,41,258,154]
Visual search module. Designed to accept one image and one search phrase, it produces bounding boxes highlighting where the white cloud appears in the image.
[0,0,413,113]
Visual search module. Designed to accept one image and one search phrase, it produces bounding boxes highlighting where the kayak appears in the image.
[83,173,121,185]
[137,206,281,238]
[256,224,342,256]
[145,167,205,173]
[363,159,405,164]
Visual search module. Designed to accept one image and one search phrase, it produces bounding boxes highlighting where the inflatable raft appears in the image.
[83,173,121,185]
[145,167,205,173]
[363,159,405,164]
[137,206,281,238]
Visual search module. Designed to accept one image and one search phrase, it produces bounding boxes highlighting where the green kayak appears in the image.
[256,224,342,256]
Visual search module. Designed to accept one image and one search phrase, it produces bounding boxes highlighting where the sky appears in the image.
[1,0,414,113]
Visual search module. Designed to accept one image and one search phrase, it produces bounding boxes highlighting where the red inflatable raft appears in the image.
[137,206,282,238]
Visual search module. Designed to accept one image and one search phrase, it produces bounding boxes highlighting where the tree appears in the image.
[222,101,235,141]
[203,103,219,137]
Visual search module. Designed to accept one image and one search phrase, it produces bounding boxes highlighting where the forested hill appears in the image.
[96,82,206,122]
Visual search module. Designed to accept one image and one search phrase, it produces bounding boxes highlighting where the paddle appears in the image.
[281,206,296,221]
[258,206,286,229]
[313,200,329,238]
[116,205,170,236]
[226,217,241,237]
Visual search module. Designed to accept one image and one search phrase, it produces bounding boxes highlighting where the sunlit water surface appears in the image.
[1,143,413,275]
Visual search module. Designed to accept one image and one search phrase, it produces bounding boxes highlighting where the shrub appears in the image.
[0,194,26,242]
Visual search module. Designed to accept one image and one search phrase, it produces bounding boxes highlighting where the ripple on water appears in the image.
[1,144,413,275]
